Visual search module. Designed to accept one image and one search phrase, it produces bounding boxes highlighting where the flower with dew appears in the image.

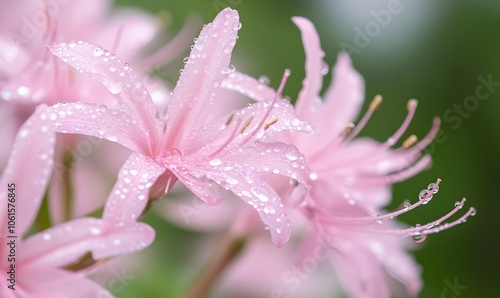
[41,8,314,247]
[0,105,156,298]
[218,16,476,298]
[0,0,198,224]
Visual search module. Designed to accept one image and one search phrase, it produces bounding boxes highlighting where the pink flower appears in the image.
[44,8,313,247]
[0,105,155,297]
[221,16,476,297]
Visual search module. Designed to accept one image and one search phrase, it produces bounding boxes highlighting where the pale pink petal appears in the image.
[96,8,161,59]
[0,105,55,235]
[187,98,314,155]
[103,153,166,224]
[221,71,276,102]
[214,170,293,247]
[319,53,365,135]
[163,8,240,148]
[48,101,148,153]
[49,41,162,152]
[330,245,390,298]
[20,266,113,298]
[292,17,325,121]
[136,15,201,71]
[19,218,154,268]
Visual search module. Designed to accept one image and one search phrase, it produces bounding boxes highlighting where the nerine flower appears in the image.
[0,0,197,223]
[42,8,313,247]
[220,16,476,298]
[0,105,155,298]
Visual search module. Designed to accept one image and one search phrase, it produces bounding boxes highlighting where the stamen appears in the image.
[380,99,418,150]
[225,112,235,126]
[112,25,125,53]
[240,115,255,134]
[403,134,418,149]
[264,118,279,130]
[343,95,382,143]
[318,179,476,242]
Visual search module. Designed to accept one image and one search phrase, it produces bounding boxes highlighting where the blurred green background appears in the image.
[111,0,500,297]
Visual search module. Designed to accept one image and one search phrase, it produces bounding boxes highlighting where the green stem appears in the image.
[182,233,246,298]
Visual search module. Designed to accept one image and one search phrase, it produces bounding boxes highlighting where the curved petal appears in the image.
[20,266,113,298]
[292,17,325,121]
[163,8,240,148]
[49,41,162,153]
[48,101,148,154]
[221,71,276,102]
[103,153,166,224]
[19,218,154,268]
[319,53,365,135]
[0,105,55,236]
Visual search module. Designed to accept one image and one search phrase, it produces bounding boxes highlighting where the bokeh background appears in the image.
[108,0,499,297]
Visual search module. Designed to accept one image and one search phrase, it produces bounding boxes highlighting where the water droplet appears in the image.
[285,145,299,161]
[403,202,411,210]
[233,22,242,30]
[90,227,101,235]
[42,233,51,241]
[321,61,329,75]
[374,219,382,224]
[17,86,30,96]
[470,207,476,216]
[258,76,270,85]
[209,159,222,166]
[418,189,432,204]
[427,183,439,193]
[93,45,104,57]
[183,57,189,64]
[309,172,318,181]
[454,201,462,208]
[226,177,239,185]
[412,234,426,242]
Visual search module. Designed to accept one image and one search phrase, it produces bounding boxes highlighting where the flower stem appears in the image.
[182,233,246,298]
[182,207,257,298]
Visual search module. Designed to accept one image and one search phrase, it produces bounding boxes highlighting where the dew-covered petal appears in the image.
[0,105,55,236]
[319,53,365,136]
[163,8,240,149]
[221,71,276,102]
[292,17,325,121]
[49,41,162,150]
[19,217,154,268]
[19,266,113,298]
[48,101,149,153]
[188,98,314,155]
[103,153,166,224]
[223,142,309,195]
[218,169,293,247]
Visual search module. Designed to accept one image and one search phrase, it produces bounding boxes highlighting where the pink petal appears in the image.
[19,217,154,268]
[48,101,148,153]
[49,41,162,150]
[103,153,166,224]
[163,8,240,148]
[20,266,113,298]
[224,142,309,192]
[319,53,365,135]
[221,71,276,102]
[330,245,390,298]
[292,17,325,121]
[187,98,314,155]
[0,105,55,235]
[211,169,293,247]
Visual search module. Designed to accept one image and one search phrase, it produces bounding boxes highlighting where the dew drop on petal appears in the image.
[209,159,222,166]
[309,172,318,181]
[42,233,51,241]
[285,145,299,161]
[93,45,104,57]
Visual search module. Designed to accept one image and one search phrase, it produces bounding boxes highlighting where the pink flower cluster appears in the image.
[0,3,475,297]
